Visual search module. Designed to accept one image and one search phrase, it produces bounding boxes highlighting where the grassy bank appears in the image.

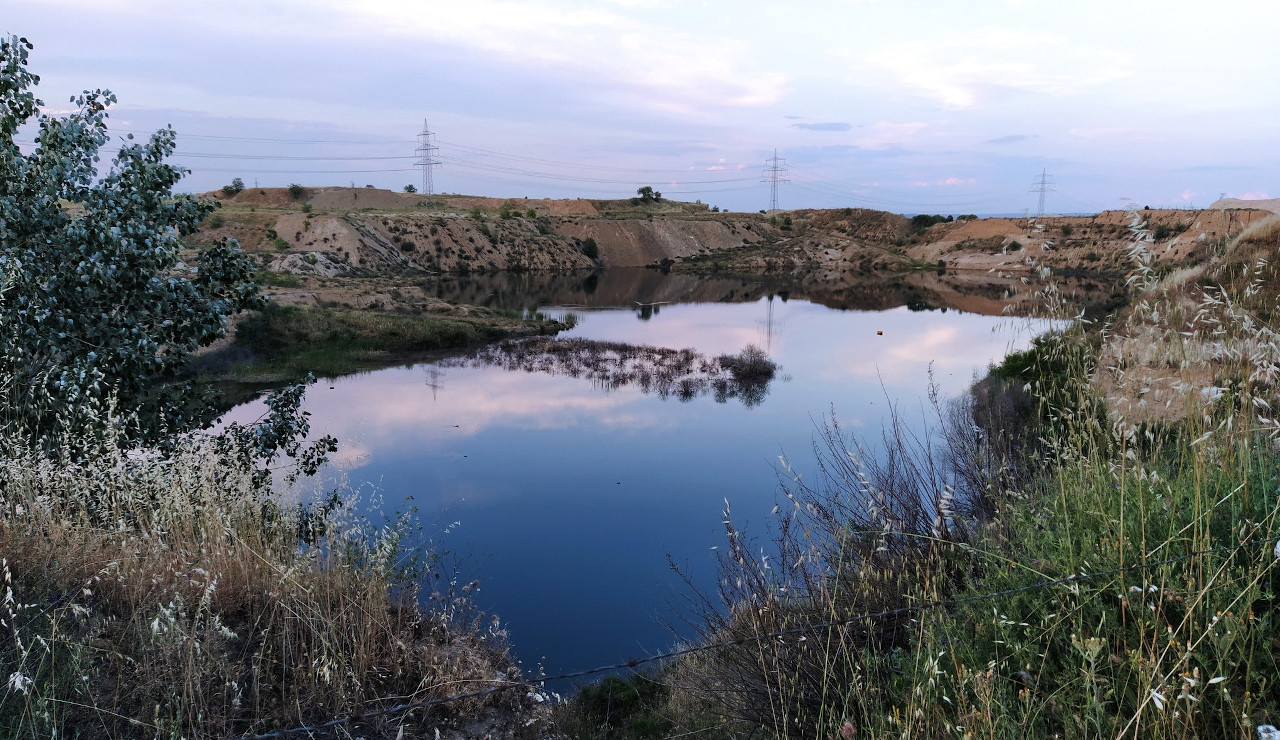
[198,301,570,384]
[0,417,546,738]
[557,216,1280,739]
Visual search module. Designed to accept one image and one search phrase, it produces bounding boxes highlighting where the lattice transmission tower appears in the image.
[762,149,789,213]
[1031,168,1055,216]
[415,119,441,195]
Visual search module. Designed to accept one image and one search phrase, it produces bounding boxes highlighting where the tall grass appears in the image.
[587,211,1280,739]
[0,425,530,738]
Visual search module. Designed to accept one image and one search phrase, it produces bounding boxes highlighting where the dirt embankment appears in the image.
[906,208,1274,276]
[194,188,770,275]
[190,187,1280,317]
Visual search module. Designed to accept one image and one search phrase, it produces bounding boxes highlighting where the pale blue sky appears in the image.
[8,0,1278,213]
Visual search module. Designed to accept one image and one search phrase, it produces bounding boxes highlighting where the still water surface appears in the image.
[229,273,1043,683]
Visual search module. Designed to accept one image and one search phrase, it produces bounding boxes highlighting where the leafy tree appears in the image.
[221,176,245,195]
[0,36,264,448]
[403,183,417,193]
[288,182,304,199]
[636,185,661,202]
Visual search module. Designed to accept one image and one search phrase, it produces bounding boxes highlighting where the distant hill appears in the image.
[1207,197,1280,213]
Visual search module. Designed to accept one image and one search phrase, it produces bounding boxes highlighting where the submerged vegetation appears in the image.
[446,338,780,407]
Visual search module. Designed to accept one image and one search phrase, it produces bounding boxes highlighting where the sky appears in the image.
[6,0,1279,214]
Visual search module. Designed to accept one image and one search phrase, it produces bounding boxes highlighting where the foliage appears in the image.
[580,236,599,260]
[403,183,417,193]
[560,673,673,739]
[910,213,952,231]
[0,36,263,448]
[221,176,245,195]
[288,182,304,199]
[636,185,661,202]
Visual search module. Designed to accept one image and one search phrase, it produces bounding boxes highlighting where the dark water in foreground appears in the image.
[226,273,1044,685]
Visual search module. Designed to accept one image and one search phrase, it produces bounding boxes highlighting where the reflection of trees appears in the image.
[443,338,781,408]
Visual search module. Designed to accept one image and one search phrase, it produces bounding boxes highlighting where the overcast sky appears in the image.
[7,0,1278,214]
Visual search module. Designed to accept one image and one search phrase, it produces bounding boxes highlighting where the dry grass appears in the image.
[0,431,535,739]
[1099,212,1280,424]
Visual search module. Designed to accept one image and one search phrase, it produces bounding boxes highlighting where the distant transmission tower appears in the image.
[1030,168,1055,216]
[415,119,441,195]
[762,149,789,212]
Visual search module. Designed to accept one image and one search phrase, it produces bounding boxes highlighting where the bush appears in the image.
[0,37,262,448]
[580,237,599,260]
[221,176,245,195]
[288,183,304,199]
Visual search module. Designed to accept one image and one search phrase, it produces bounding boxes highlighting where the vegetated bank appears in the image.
[552,213,1280,739]
[188,184,1280,738]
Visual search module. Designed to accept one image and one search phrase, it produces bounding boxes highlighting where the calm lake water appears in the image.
[227,270,1045,685]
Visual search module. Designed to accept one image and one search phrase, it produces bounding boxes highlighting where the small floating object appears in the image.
[876,330,883,335]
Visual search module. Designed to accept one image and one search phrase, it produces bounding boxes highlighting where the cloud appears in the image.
[853,121,927,149]
[987,134,1033,145]
[324,0,789,114]
[853,29,1131,109]
[792,122,853,132]
[938,177,976,186]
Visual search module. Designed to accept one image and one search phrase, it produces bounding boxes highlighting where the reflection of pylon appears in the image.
[761,149,789,212]
[423,366,444,400]
[415,119,441,195]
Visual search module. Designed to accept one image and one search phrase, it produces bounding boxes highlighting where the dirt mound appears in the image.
[1208,197,1280,214]
[306,187,437,211]
[796,208,909,243]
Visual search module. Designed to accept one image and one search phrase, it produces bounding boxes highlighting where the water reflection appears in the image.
[223,295,1047,682]
[442,338,781,407]
[426,266,1113,317]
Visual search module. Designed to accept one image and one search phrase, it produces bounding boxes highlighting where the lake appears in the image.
[225,269,1047,686]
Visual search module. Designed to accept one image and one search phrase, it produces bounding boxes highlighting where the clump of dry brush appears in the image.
[0,395,540,739]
